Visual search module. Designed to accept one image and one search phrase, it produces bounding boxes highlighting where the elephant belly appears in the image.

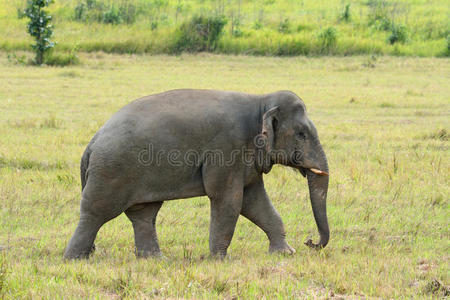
[130,164,207,203]
[140,173,206,202]
[85,145,207,208]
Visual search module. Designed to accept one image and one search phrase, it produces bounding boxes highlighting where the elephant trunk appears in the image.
[304,145,329,249]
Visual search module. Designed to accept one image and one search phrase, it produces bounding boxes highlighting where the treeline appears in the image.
[4,0,450,56]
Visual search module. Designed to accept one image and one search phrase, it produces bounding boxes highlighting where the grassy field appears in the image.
[0,53,449,298]
[1,0,449,56]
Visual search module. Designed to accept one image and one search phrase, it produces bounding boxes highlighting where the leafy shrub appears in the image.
[171,16,227,53]
[45,52,80,66]
[24,0,56,65]
[232,19,243,37]
[160,13,169,25]
[102,5,122,24]
[17,7,26,19]
[372,17,391,31]
[318,27,337,53]
[367,0,389,20]
[74,2,86,21]
[7,53,27,65]
[421,21,448,40]
[253,20,263,30]
[232,27,243,37]
[340,3,351,22]
[388,24,408,44]
[73,0,136,24]
[278,18,291,34]
[45,45,80,66]
[447,35,450,54]
[367,0,391,31]
[296,24,313,32]
[118,3,137,24]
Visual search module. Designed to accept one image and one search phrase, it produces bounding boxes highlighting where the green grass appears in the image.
[0,53,449,298]
[1,0,449,56]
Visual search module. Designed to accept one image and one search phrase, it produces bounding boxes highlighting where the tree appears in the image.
[24,0,55,65]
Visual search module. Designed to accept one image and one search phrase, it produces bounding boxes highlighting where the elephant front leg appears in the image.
[241,178,295,255]
[204,169,244,258]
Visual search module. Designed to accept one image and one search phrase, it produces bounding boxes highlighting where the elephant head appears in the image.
[259,91,330,249]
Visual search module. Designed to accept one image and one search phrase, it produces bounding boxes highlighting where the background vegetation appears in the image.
[0,53,448,298]
[24,0,56,65]
[0,0,449,298]
[1,0,449,56]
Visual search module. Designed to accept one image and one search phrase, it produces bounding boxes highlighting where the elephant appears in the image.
[63,89,329,259]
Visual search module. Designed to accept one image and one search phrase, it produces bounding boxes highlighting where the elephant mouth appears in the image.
[292,152,328,177]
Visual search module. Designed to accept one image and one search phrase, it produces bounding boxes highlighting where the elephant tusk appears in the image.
[309,168,329,176]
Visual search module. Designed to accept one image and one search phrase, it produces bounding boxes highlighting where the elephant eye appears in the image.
[296,132,306,140]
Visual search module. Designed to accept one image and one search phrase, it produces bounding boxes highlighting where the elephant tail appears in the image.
[80,132,101,191]
[80,148,91,191]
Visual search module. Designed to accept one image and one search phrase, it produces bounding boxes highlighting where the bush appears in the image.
[45,53,79,66]
[74,2,85,21]
[24,0,56,65]
[372,17,391,31]
[388,24,408,44]
[340,3,351,22]
[7,53,27,65]
[102,5,122,24]
[73,0,136,24]
[231,19,243,37]
[44,46,80,66]
[318,27,337,53]
[296,24,313,32]
[17,7,26,19]
[73,0,139,25]
[118,3,137,24]
[447,35,450,54]
[171,16,227,54]
[253,21,262,30]
[367,0,391,31]
[278,18,291,34]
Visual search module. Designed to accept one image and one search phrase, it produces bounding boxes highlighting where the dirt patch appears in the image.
[417,259,436,274]
[423,279,449,297]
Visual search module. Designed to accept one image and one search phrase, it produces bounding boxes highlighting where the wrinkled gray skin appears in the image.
[64,89,329,259]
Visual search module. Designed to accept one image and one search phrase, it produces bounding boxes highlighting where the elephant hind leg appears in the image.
[202,168,244,258]
[64,193,125,260]
[64,211,106,259]
[125,202,163,258]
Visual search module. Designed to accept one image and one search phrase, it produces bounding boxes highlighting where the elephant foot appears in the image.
[269,243,296,255]
[64,251,92,260]
[135,249,163,258]
[210,253,227,260]
[64,243,96,260]
[209,248,229,260]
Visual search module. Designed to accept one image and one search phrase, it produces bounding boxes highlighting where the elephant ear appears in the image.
[260,106,279,173]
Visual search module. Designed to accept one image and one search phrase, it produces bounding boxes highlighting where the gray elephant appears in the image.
[64,89,329,259]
